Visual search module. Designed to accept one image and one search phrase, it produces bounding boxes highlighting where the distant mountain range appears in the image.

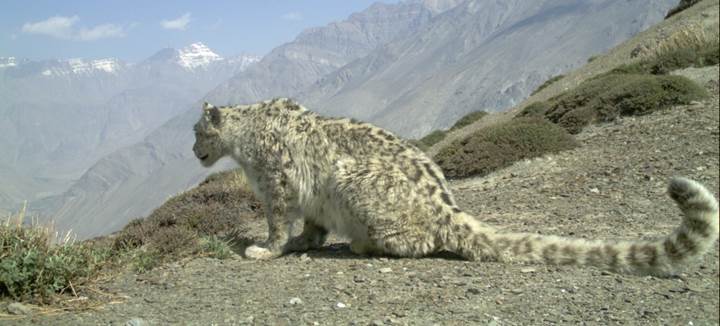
[0,43,259,211]
[301,0,679,137]
[18,0,679,239]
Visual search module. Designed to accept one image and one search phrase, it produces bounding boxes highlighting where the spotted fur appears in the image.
[193,98,719,276]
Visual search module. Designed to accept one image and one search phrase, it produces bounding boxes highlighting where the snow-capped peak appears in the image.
[0,57,17,68]
[177,42,223,69]
[37,58,123,77]
[228,54,261,69]
[67,58,121,74]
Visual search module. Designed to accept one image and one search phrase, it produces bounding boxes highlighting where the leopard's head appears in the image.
[193,102,227,167]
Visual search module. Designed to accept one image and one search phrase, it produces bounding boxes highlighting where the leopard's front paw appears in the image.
[244,245,282,260]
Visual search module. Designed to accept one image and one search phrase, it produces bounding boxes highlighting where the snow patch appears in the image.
[67,58,121,74]
[228,54,261,70]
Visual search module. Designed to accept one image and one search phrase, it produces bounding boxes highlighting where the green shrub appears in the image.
[407,139,429,151]
[416,110,489,149]
[450,111,488,131]
[665,0,701,19]
[531,75,564,96]
[112,169,262,270]
[542,73,708,134]
[419,130,448,147]
[518,101,551,118]
[0,208,110,301]
[433,118,578,179]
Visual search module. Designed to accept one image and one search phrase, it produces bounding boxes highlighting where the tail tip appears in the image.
[668,177,718,212]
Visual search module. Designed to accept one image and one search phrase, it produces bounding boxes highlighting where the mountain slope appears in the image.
[300,0,679,137]
[0,43,258,212]
[206,0,459,104]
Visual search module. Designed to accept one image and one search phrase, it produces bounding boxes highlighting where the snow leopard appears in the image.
[192,98,719,276]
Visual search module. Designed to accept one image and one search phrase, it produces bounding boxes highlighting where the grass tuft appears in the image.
[531,75,565,96]
[0,204,110,302]
[616,40,719,75]
[200,236,234,260]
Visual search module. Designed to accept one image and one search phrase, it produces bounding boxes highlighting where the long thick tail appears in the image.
[447,177,719,276]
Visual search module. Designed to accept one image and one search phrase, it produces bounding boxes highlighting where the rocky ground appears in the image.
[2,65,718,325]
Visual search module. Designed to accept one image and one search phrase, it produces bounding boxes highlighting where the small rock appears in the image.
[379,267,393,273]
[589,187,600,194]
[300,253,310,261]
[289,297,303,305]
[511,288,524,294]
[466,288,482,295]
[7,302,32,315]
[520,267,536,273]
[335,302,347,309]
[125,318,148,326]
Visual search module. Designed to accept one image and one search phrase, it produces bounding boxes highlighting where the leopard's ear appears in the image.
[201,102,222,126]
[209,107,222,126]
[202,102,215,111]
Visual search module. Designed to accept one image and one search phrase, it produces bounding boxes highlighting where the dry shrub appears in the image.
[112,169,262,269]
[147,226,199,256]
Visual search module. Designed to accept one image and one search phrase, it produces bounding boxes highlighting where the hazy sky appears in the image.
[1,0,398,61]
